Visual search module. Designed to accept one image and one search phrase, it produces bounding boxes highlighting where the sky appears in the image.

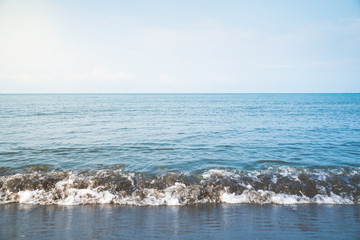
[0,0,359,93]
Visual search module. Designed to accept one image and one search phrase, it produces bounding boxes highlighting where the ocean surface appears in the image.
[0,93,360,205]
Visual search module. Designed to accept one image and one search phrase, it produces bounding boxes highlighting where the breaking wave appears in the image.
[1,167,359,205]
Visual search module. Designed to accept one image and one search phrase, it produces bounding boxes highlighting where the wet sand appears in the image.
[1,204,359,239]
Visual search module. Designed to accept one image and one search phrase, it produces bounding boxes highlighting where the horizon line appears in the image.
[0,92,359,94]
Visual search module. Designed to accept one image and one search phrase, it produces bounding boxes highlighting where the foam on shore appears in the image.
[1,168,359,205]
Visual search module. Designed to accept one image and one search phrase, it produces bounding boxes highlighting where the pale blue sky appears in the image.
[0,0,359,93]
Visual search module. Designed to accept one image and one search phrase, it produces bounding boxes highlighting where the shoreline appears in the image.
[1,203,359,239]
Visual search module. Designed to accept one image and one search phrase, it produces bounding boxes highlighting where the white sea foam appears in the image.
[57,189,116,205]
[115,183,186,206]
[202,169,238,179]
[0,169,359,206]
[10,184,357,206]
[220,189,355,205]
[11,180,188,206]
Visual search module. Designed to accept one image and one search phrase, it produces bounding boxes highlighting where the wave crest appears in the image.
[1,168,359,205]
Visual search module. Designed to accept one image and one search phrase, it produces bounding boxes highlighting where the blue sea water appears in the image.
[0,93,359,205]
[1,93,359,172]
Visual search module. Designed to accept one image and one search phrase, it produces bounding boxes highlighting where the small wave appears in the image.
[0,168,359,206]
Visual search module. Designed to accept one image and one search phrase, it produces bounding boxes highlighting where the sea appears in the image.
[0,93,359,239]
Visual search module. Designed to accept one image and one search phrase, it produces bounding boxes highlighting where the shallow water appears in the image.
[1,204,359,239]
[0,94,359,205]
